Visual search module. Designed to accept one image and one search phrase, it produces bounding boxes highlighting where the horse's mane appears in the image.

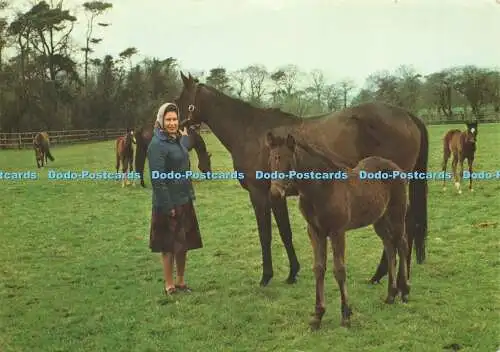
[200,84,299,119]
[294,140,354,172]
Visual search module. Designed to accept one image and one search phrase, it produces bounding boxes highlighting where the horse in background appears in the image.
[33,132,55,168]
[442,121,478,194]
[116,128,136,187]
[266,131,410,330]
[134,124,212,187]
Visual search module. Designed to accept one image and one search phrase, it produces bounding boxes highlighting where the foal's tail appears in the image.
[408,112,428,265]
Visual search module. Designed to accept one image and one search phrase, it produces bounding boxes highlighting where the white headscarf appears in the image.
[155,102,179,129]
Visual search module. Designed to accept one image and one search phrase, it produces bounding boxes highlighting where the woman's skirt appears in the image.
[149,200,203,253]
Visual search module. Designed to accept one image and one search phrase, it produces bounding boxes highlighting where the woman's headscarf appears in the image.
[155,102,180,129]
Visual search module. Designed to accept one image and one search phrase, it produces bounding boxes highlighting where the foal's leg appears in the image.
[451,153,462,194]
[391,215,410,303]
[373,220,398,304]
[442,145,450,191]
[116,153,120,174]
[457,155,465,194]
[121,156,127,187]
[467,156,474,192]
[330,232,352,327]
[396,232,410,303]
[129,156,136,186]
[307,224,327,331]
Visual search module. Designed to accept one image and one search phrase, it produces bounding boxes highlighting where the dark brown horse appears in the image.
[116,128,136,187]
[33,132,54,168]
[442,121,478,194]
[134,124,212,187]
[176,72,428,287]
[265,131,410,330]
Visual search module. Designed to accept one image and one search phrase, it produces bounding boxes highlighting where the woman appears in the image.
[147,102,203,296]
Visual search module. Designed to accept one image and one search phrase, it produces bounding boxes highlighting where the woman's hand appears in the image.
[179,127,188,136]
[170,209,176,217]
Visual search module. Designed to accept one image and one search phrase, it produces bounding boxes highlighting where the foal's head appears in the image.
[265,131,297,198]
[464,121,478,144]
[125,128,136,147]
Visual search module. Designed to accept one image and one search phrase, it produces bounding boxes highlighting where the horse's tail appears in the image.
[45,147,54,161]
[407,112,428,264]
[41,134,54,161]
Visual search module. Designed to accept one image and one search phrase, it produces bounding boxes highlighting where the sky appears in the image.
[9,0,500,87]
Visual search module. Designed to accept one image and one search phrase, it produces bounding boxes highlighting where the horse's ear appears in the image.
[180,71,189,85]
[286,134,296,150]
[265,131,275,147]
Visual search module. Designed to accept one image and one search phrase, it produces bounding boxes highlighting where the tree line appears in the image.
[0,1,498,133]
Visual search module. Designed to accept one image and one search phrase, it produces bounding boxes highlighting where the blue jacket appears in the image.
[147,128,195,212]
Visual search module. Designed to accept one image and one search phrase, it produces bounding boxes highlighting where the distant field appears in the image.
[0,123,499,352]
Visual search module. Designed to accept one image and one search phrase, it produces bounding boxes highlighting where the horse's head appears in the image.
[176,71,204,129]
[265,131,296,199]
[125,128,136,146]
[465,121,478,143]
[198,152,212,173]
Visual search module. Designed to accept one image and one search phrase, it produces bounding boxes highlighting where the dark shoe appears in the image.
[175,284,192,293]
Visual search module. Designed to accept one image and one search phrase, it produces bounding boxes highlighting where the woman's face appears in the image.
[163,111,179,134]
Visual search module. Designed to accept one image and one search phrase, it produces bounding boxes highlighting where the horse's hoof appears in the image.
[309,318,321,331]
[285,276,297,284]
[259,274,273,287]
[368,278,380,285]
[340,319,351,328]
[385,296,395,304]
[470,188,474,192]
[402,295,409,303]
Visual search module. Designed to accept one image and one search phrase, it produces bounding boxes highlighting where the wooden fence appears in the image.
[0,117,496,150]
[0,126,211,150]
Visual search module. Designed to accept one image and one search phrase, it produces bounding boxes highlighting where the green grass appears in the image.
[1,124,499,352]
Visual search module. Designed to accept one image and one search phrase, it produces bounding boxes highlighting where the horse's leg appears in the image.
[373,219,398,304]
[451,154,460,194]
[442,145,450,191]
[35,149,40,168]
[467,156,474,192]
[404,203,414,281]
[270,197,300,284]
[121,156,127,187]
[248,187,273,286]
[330,231,352,327]
[457,154,464,194]
[116,152,120,174]
[308,224,327,330]
[396,231,410,303]
[129,153,135,186]
[369,250,388,284]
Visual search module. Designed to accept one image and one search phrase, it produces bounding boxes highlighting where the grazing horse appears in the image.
[33,132,54,168]
[175,72,428,288]
[134,124,212,187]
[442,121,478,194]
[116,128,136,187]
[266,131,410,330]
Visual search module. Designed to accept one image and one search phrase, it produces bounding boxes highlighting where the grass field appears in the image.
[1,123,499,352]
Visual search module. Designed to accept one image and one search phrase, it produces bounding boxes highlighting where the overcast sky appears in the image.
[11,0,500,87]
